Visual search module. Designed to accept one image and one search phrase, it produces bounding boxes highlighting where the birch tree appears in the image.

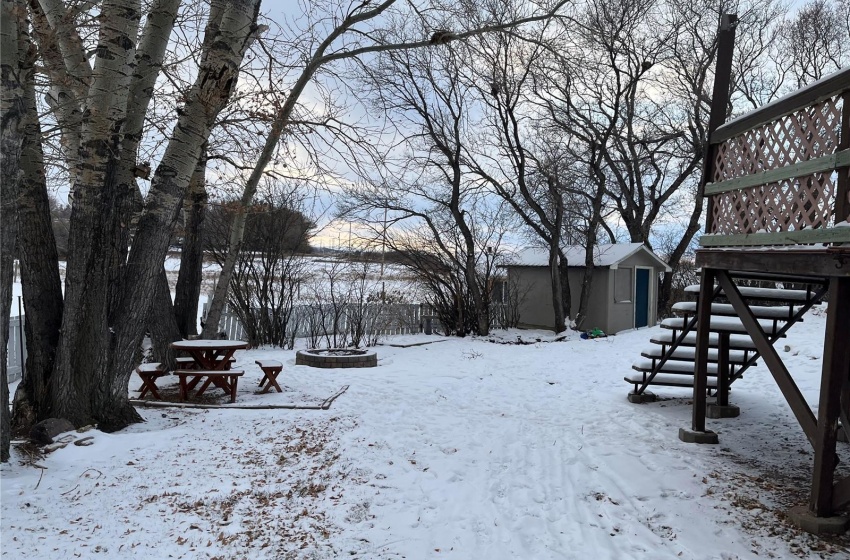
[11,0,262,432]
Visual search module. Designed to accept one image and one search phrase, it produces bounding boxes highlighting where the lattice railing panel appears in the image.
[712,96,842,183]
[710,173,838,235]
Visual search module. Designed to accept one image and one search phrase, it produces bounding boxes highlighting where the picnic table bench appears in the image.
[175,369,244,403]
[255,359,283,393]
[135,362,168,399]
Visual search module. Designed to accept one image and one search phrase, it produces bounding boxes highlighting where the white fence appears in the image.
[202,302,428,343]
[7,315,25,383]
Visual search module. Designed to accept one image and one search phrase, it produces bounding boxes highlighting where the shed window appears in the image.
[614,268,632,303]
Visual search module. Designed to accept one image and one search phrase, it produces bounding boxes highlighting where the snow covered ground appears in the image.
[2,307,850,559]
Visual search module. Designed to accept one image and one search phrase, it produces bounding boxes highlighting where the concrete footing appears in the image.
[707,404,740,419]
[627,391,656,404]
[678,427,719,444]
[787,505,850,535]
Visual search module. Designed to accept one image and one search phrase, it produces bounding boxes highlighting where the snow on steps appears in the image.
[661,316,785,336]
[632,358,720,375]
[624,372,718,389]
[650,331,758,350]
[641,346,751,364]
[672,301,803,320]
[684,284,815,302]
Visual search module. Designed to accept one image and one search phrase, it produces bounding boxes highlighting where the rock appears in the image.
[30,418,76,445]
[73,436,95,447]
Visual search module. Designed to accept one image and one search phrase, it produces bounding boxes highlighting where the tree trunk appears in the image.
[557,252,572,322]
[174,150,208,337]
[575,245,597,332]
[575,180,607,331]
[0,180,16,462]
[1,0,25,460]
[49,0,261,431]
[11,27,63,432]
[548,244,567,333]
[148,269,181,369]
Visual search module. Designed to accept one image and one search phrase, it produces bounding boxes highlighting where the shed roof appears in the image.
[508,243,671,272]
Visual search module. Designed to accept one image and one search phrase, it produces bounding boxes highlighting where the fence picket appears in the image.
[202,302,426,344]
[7,315,25,383]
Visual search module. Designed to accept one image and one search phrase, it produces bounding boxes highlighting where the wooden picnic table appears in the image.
[170,339,248,370]
[170,339,249,402]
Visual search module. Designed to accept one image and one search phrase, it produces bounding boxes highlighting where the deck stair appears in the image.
[626,274,827,397]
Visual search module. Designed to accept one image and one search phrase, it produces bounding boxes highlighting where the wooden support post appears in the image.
[717,271,817,444]
[702,13,738,234]
[834,91,849,223]
[717,333,730,407]
[811,278,850,516]
[692,269,716,432]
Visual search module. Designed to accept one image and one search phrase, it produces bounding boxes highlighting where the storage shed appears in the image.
[504,243,671,334]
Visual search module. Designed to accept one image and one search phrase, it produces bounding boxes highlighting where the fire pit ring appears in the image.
[296,348,377,368]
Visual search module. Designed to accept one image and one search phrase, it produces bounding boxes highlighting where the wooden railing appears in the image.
[702,66,850,248]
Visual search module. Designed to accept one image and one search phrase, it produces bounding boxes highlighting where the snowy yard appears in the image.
[2,308,850,559]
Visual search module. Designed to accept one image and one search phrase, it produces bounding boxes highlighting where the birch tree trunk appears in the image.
[1,0,26,461]
[11,20,63,431]
[49,0,261,430]
[49,0,144,428]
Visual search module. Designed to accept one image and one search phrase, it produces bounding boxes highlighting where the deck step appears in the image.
[650,331,758,350]
[641,346,751,364]
[632,359,721,375]
[661,316,785,336]
[672,302,802,320]
[624,372,718,389]
[684,285,817,303]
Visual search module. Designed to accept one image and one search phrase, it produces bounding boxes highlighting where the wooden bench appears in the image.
[255,359,283,393]
[175,356,236,370]
[135,363,169,399]
[175,369,244,403]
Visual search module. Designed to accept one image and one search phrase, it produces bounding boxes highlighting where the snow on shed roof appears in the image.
[508,243,671,271]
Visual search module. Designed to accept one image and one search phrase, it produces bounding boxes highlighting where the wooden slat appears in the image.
[704,150,850,196]
[699,227,850,248]
[711,66,850,143]
[717,271,818,445]
[696,248,850,277]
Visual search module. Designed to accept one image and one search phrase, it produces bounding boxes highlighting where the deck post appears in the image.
[810,278,850,517]
[717,333,730,406]
[702,14,737,234]
[835,91,849,223]
[679,268,719,443]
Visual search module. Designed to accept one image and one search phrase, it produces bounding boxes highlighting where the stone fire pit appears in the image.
[296,348,378,368]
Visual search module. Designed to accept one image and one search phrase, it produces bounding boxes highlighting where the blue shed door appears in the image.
[635,269,650,328]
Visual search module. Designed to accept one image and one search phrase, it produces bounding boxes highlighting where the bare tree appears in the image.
[201,0,571,339]
[779,0,849,88]
[462,30,576,332]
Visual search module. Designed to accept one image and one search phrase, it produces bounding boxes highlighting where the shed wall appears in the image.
[507,252,665,333]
